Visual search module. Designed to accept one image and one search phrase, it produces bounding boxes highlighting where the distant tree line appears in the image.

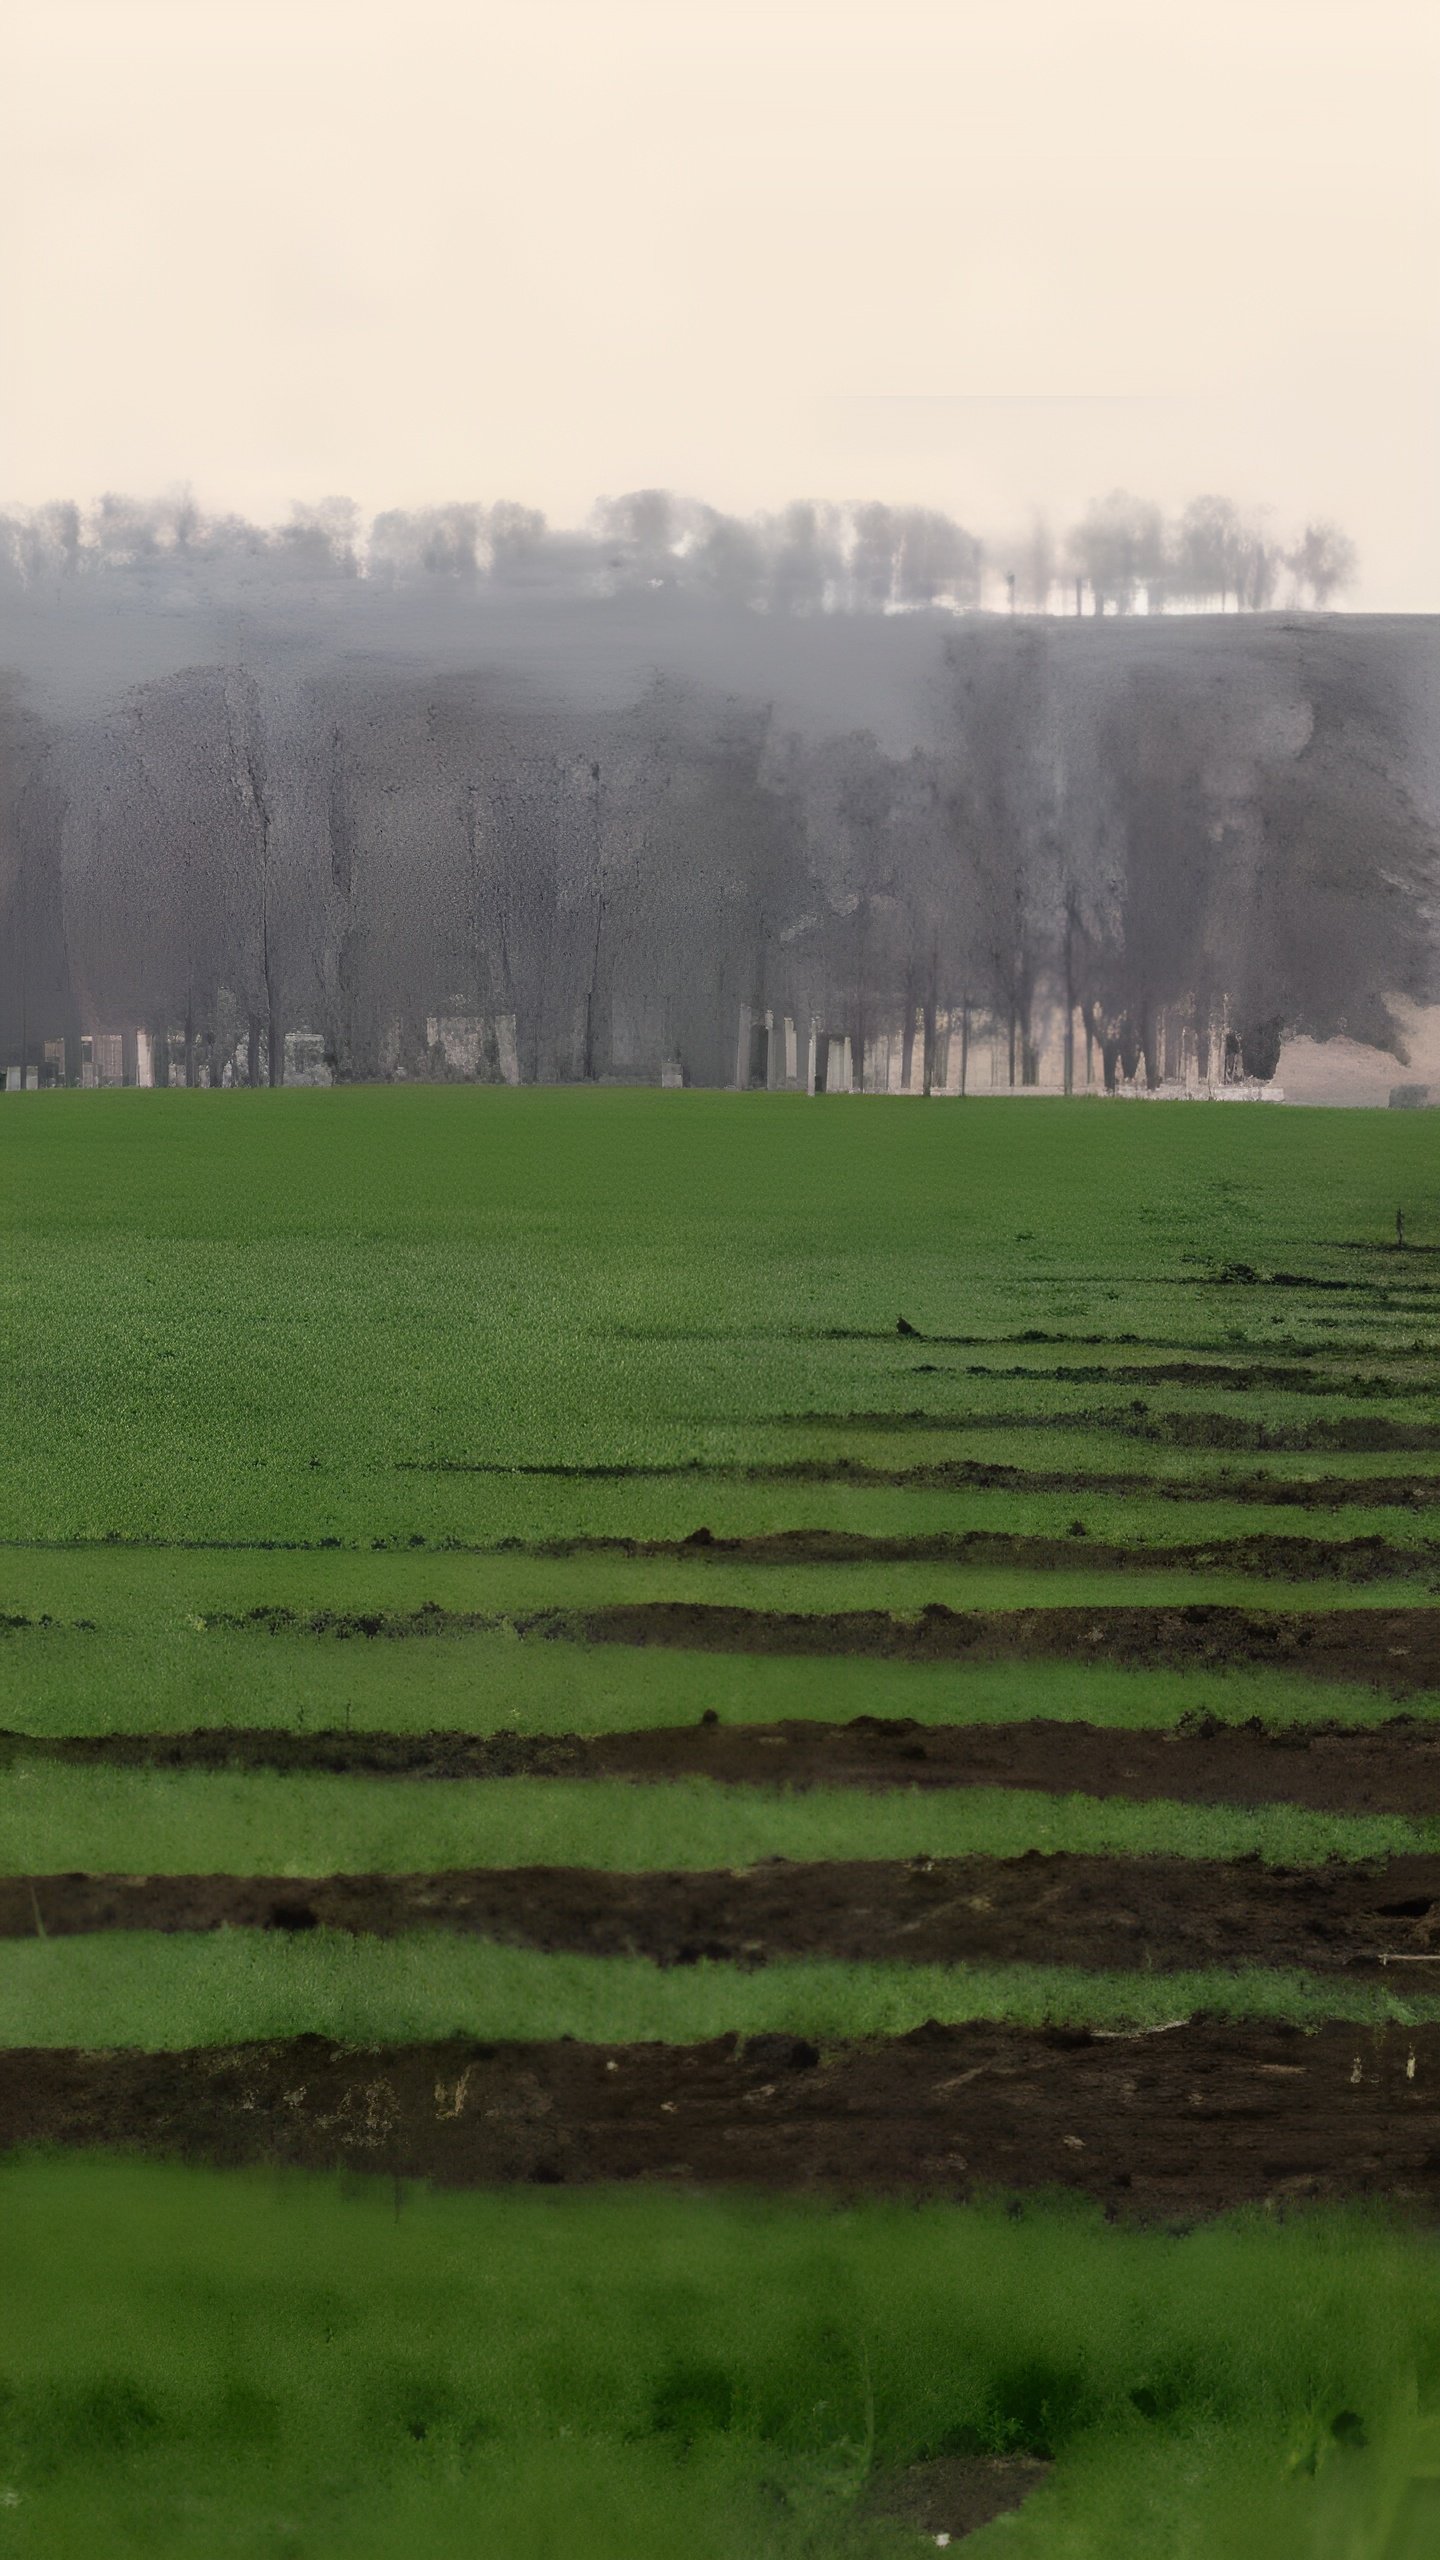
[0,486,1357,617]
[0,493,1432,1096]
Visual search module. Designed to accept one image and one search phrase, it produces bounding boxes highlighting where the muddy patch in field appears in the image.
[866,2455,1052,2542]
[4,2019,1439,2214]
[19,1704,1440,1810]
[9,1851,1440,1973]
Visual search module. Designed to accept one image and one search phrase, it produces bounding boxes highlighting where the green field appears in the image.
[9,1933,1440,2049]
[8,2159,1440,2560]
[5,1087,1440,2555]
[5,1763,1435,1876]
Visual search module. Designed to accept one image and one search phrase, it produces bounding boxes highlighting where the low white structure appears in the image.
[1108,1075,1285,1103]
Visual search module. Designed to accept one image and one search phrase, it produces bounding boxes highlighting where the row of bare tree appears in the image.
[4,600,1435,1099]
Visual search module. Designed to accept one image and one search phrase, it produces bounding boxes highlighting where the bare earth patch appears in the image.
[5,2019,1439,2216]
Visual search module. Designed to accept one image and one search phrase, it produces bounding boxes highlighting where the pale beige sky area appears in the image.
[3,0,1438,605]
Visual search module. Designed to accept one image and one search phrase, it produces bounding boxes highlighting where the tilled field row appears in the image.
[804,1326,1440,1352]
[11,1528,1440,1571]
[408,1410,1440,1461]
[778,1409,1440,1453]
[831,1360,1436,1396]
[293,1527,1440,1579]
[392,1456,1440,1505]
[174,1600,1440,1687]
[19,1712,1440,1810]
[8,1850,1440,1972]
[6,2020,1439,2218]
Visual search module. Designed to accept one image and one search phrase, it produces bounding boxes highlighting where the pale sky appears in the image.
[4,0,1438,605]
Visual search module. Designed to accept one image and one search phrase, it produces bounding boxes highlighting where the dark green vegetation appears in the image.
[4,1086,1440,2552]
[7,2160,1440,2560]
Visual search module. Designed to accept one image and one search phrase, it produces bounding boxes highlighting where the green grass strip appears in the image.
[5,1933,1440,2049]
[2,1765,1434,1877]
[6,2149,1440,2559]
[5,1632,1427,1739]
[10,1538,1440,1630]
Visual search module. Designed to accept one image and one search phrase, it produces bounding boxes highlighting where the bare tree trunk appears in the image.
[265,949,281,1086]
[1020,956,1039,1083]
[1062,894,1078,1095]
[582,760,605,1082]
[247,1012,262,1087]
[959,998,971,1096]
[225,671,282,1087]
[327,724,356,1081]
[1136,998,1161,1090]
[920,938,939,1096]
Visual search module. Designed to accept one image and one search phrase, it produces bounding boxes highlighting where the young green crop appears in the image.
[6,1931,1440,2049]
[4,1763,1434,1877]
[5,1090,1440,2557]
[6,1627,1418,1740]
[3,1088,1437,1551]
[5,2155,1440,2559]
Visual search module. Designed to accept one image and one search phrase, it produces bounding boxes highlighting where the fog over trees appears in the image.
[1,489,1435,1094]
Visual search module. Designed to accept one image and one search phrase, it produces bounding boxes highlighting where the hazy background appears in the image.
[4,0,1437,611]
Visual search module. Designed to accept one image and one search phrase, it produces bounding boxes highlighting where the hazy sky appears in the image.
[4,0,1438,606]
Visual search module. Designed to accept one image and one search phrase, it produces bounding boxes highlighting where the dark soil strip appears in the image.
[912,1361,1419,1397]
[195,1599,1440,1691]
[770,1461,1440,1509]
[522,1528,1440,1582]
[18,1707,1440,1812]
[395,1455,1440,1509]
[6,2020,1440,2216]
[783,1410,1440,1453]
[11,1852,1440,1973]
[5,1528,1438,1574]
[1205,1265,1418,1293]
[819,1327,1436,1358]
